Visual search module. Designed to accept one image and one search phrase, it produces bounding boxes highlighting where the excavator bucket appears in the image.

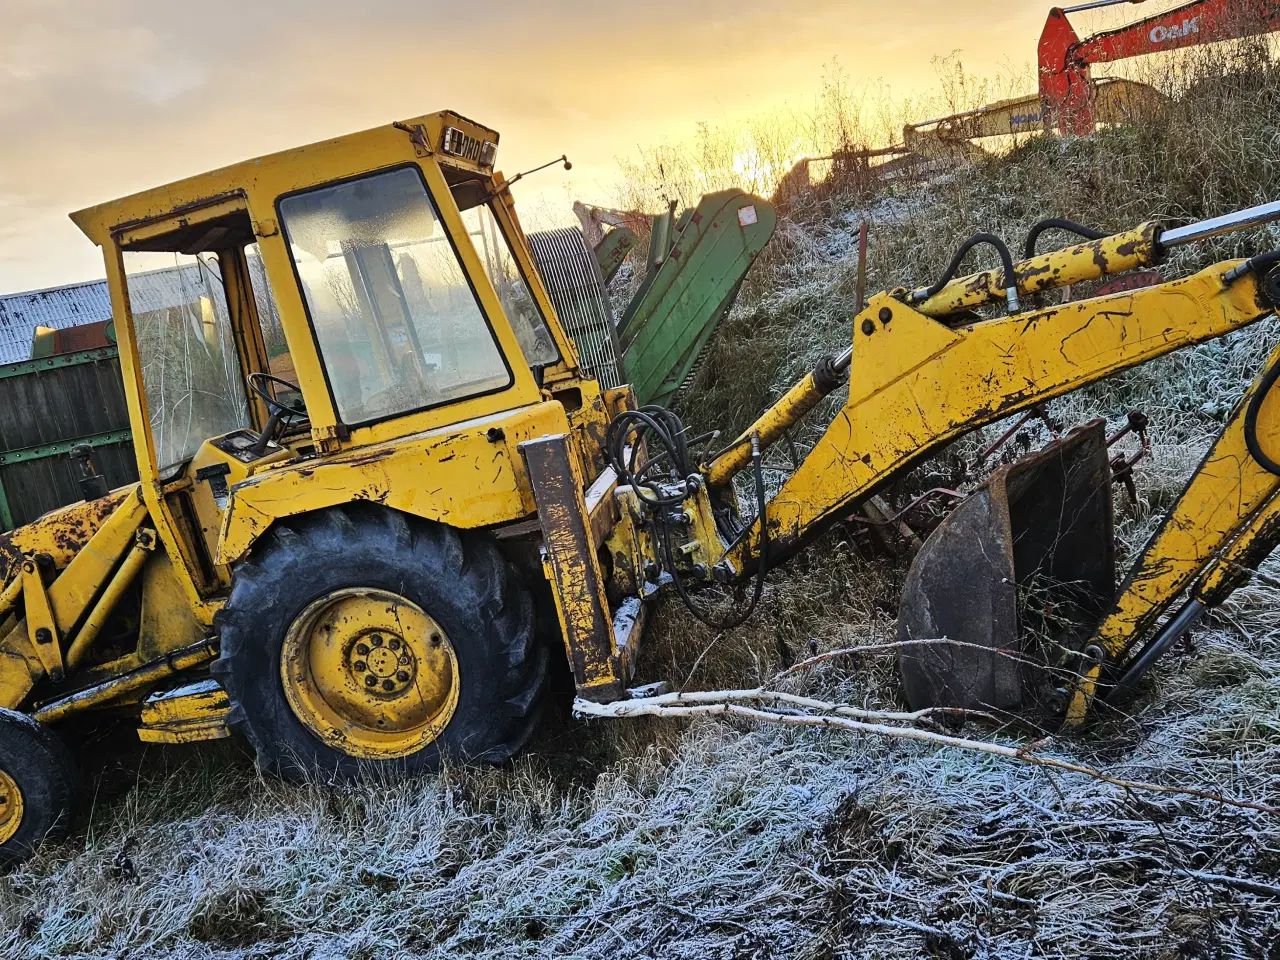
[898,421,1116,713]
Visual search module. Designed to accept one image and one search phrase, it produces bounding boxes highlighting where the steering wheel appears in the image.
[246,372,308,455]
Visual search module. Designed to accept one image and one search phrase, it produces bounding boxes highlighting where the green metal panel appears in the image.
[0,345,135,532]
[619,191,776,406]
[0,429,133,467]
[618,204,677,341]
[0,345,120,381]
[0,476,13,531]
[593,226,638,283]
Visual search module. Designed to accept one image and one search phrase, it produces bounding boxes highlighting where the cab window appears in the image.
[457,201,559,368]
[278,166,512,426]
[124,251,252,469]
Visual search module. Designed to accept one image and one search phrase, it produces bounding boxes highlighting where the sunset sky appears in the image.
[0,0,1187,294]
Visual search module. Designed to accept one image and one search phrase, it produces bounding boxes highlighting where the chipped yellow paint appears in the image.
[280,588,459,759]
[674,483,731,576]
[1093,339,1280,655]
[0,491,151,709]
[138,683,231,744]
[137,550,210,662]
[911,223,1162,318]
[1193,486,1280,606]
[726,262,1272,571]
[543,501,614,688]
[217,401,571,564]
[708,370,833,487]
[603,487,651,600]
[21,558,63,682]
[0,486,135,575]
[185,437,293,587]
[522,435,622,697]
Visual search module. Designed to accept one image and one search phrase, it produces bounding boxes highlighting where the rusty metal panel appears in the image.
[0,281,114,365]
[519,434,625,701]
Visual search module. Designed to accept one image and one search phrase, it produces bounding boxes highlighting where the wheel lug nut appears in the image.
[398,655,410,666]
[365,675,377,687]
[354,660,367,672]
[370,635,383,647]
[396,671,410,682]
[388,638,401,651]
[382,679,395,692]
[356,643,370,656]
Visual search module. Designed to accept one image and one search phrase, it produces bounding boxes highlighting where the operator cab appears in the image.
[114,207,309,587]
[72,111,580,602]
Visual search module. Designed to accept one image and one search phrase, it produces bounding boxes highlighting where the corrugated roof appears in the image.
[0,280,113,365]
[0,263,213,365]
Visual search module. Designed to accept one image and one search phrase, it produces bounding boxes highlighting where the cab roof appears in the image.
[69,110,501,248]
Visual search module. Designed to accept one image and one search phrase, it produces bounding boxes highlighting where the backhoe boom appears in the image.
[717,258,1273,571]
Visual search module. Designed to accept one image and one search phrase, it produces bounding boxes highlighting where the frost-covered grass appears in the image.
[2,551,1277,958]
[6,48,1280,960]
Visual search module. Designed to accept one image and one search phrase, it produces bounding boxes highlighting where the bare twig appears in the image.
[772,636,1031,682]
[574,693,1280,816]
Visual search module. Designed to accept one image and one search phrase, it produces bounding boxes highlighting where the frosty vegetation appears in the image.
[4,45,1280,960]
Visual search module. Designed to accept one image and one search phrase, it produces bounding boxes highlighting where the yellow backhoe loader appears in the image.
[2,109,1280,866]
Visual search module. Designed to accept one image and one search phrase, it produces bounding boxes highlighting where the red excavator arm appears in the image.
[1041,0,1280,133]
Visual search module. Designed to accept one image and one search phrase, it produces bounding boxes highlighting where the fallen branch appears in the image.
[771,635,1083,686]
[573,691,1280,816]
[579,687,988,724]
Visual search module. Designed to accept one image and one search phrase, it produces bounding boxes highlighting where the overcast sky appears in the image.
[1,0,1179,294]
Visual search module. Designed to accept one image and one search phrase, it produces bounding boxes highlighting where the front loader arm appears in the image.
[723,261,1273,571]
[0,489,150,710]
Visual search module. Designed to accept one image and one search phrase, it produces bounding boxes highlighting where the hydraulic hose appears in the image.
[1023,218,1106,259]
[1226,257,1280,477]
[914,233,1020,313]
[1245,352,1280,476]
[661,434,770,631]
[607,404,770,631]
[605,406,694,507]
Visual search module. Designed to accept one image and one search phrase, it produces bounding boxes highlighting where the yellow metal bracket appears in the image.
[138,679,230,744]
[521,434,628,702]
[65,528,157,672]
[0,575,22,628]
[392,121,434,157]
[21,556,64,683]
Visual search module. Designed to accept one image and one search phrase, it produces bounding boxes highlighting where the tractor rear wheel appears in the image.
[0,708,78,868]
[212,506,548,781]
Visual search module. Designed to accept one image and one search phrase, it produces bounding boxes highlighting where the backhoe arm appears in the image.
[1059,339,1280,716]
[722,260,1273,571]
[1093,345,1280,659]
[1067,0,1280,69]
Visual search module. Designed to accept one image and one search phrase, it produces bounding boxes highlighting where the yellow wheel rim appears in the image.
[0,768,23,846]
[280,587,460,760]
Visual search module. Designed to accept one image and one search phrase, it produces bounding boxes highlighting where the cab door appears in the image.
[108,196,288,610]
